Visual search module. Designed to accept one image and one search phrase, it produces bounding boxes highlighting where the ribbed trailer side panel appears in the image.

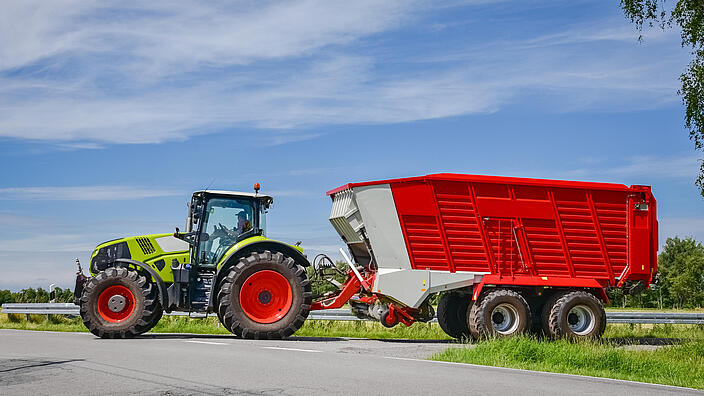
[386,176,655,285]
[327,174,657,338]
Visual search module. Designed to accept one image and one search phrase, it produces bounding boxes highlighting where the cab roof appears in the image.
[193,190,273,203]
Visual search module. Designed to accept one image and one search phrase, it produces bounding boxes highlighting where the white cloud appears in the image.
[0,251,90,290]
[600,155,701,179]
[0,0,414,73]
[0,186,182,200]
[659,217,704,248]
[0,234,95,253]
[558,154,701,181]
[503,154,702,184]
[566,154,702,181]
[0,1,690,145]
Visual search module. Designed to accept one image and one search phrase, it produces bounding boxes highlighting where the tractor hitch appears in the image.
[73,258,89,305]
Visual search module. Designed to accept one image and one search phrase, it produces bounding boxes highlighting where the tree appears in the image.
[656,236,704,308]
[307,260,350,297]
[621,1,704,196]
[0,290,14,305]
[14,287,51,303]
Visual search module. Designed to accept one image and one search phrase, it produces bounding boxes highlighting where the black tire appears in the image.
[468,289,531,339]
[436,292,471,340]
[80,267,161,339]
[143,304,164,333]
[379,307,395,328]
[540,291,567,338]
[217,250,312,339]
[548,291,606,340]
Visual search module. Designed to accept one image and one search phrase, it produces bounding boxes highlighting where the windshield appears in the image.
[198,197,255,264]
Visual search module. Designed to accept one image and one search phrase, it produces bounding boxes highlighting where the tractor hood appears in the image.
[89,233,190,277]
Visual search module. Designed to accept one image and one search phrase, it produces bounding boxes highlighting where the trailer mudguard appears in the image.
[115,258,170,309]
[207,239,310,310]
[471,275,610,303]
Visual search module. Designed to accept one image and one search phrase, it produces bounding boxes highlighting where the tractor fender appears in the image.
[114,258,170,310]
[208,240,311,310]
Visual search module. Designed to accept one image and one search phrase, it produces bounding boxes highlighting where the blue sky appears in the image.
[0,0,701,290]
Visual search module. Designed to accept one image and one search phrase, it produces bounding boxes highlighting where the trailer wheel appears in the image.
[468,289,530,338]
[217,250,311,339]
[436,292,471,340]
[548,291,606,339]
[540,291,567,338]
[80,267,161,338]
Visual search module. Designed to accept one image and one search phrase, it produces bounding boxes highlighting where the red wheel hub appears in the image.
[97,285,135,323]
[239,270,293,324]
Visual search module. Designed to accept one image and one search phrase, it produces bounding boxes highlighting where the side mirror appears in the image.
[173,227,203,247]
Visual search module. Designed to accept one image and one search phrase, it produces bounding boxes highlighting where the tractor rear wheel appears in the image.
[548,291,606,340]
[144,304,164,332]
[80,267,161,338]
[468,289,531,339]
[217,250,311,339]
[436,292,472,340]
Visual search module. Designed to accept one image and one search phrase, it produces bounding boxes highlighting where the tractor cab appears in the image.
[182,190,273,268]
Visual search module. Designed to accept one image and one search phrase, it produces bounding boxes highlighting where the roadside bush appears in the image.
[7,313,23,323]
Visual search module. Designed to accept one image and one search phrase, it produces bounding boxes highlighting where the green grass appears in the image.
[295,319,450,339]
[0,314,449,339]
[151,316,232,334]
[433,337,704,389]
[2,314,703,340]
[605,323,704,340]
[0,313,88,332]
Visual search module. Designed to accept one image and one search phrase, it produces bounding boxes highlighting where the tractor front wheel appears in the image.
[217,251,311,339]
[80,267,161,338]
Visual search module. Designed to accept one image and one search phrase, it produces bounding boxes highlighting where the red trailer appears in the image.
[322,174,658,339]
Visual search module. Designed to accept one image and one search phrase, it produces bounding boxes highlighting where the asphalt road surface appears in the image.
[0,329,700,395]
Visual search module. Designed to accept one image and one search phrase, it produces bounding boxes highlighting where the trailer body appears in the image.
[328,174,657,308]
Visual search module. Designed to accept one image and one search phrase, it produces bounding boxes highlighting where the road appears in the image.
[0,329,700,395]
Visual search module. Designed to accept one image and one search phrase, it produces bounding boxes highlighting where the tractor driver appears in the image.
[212,208,252,241]
[236,210,252,234]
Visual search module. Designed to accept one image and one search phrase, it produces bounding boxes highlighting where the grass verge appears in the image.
[433,337,704,389]
[1,314,702,340]
[0,314,450,339]
[604,322,704,340]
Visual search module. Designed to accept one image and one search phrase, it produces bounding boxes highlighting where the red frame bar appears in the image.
[549,188,576,277]
[586,191,615,284]
[309,272,374,311]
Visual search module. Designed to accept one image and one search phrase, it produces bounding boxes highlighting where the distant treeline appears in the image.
[2,237,703,309]
[0,286,74,305]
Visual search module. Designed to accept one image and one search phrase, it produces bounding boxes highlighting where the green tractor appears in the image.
[74,186,312,339]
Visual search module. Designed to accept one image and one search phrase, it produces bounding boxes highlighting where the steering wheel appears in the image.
[211,223,234,240]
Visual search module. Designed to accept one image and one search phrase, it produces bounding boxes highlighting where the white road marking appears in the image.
[262,346,322,353]
[184,340,229,345]
[382,356,700,391]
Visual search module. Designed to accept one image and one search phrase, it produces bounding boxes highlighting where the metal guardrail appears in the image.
[3,303,704,324]
[605,311,704,325]
[2,303,79,315]
[0,304,359,320]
